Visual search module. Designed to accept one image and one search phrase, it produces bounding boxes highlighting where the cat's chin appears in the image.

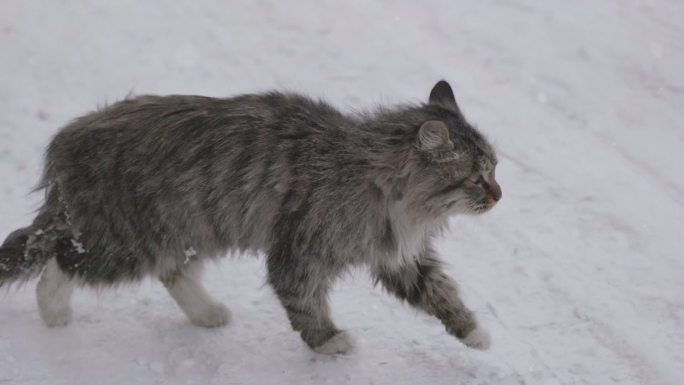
[444,199,498,216]
[466,203,496,215]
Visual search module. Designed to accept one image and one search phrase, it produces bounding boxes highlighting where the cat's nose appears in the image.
[488,180,502,202]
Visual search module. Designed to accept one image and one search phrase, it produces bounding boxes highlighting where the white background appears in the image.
[1,1,682,384]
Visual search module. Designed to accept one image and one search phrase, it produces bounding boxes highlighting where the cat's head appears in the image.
[406,80,501,217]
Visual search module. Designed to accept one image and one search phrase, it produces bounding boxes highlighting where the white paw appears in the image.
[313,331,354,355]
[189,304,231,328]
[461,327,491,350]
[40,307,72,327]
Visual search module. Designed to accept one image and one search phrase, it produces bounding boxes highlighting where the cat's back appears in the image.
[44,91,362,199]
[46,91,349,169]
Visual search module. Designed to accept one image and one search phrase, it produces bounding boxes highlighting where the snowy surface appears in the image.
[1,1,683,384]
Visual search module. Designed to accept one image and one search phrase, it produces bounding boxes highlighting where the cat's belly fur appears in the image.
[44,168,282,284]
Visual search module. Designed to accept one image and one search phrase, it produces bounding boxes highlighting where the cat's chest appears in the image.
[383,211,437,268]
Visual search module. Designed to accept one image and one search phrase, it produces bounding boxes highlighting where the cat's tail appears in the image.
[0,184,70,288]
[0,225,50,288]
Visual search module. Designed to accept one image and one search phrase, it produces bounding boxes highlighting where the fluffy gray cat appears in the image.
[0,81,501,354]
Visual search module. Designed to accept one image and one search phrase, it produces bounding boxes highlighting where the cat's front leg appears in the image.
[373,251,490,350]
[266,250,352,355]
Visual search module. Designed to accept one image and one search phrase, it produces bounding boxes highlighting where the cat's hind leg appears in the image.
[37,258,75,327]
[160,261,231,328]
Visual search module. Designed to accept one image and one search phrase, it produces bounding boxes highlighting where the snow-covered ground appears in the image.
[1,1,683,384]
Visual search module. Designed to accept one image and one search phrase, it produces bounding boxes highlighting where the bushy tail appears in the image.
[0,225,50,288]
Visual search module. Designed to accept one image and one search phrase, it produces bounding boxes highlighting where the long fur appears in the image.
[0,81,501,352]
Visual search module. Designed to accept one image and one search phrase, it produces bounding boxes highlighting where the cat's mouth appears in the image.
[472,205,491,214]
[470,199,497,214]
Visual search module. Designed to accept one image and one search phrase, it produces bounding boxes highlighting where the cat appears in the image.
[0,80,501,354]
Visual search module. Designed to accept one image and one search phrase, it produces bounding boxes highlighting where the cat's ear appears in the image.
[429,80,457,106]
[417,120,452,151]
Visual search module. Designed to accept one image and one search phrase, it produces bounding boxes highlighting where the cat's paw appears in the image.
[40,307,72,327]
[461,327,491,350]
[313,331,354,355]
[189,303,231,328]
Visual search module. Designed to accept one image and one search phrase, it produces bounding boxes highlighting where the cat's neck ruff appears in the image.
[382,200,443,270]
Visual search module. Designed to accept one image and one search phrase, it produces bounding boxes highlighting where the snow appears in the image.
[184,247,198,264]
[1,0,683,384]
[71,239,86,254]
